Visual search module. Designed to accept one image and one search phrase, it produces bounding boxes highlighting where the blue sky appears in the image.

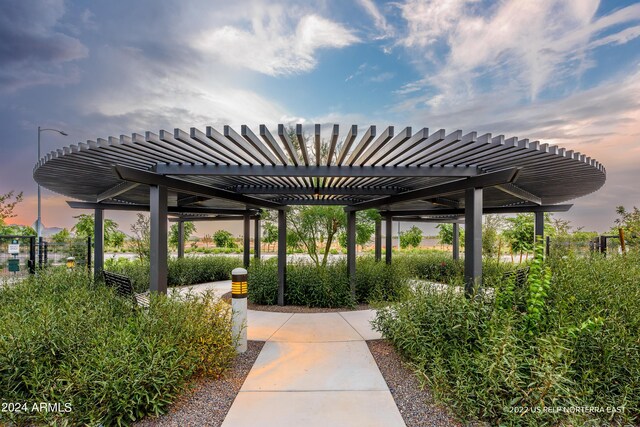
[1,0,639,234]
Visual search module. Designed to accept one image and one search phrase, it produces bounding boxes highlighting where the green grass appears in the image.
[373,251,640,426]
[0,268,236,426]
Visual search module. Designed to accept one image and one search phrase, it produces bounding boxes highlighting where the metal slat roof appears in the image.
[33,124,605,212]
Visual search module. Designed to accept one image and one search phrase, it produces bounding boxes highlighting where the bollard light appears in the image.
[66,257,76,269]
[231,267,248,353]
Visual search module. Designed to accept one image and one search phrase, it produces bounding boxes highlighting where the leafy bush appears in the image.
[248,259,352,307]
[247,257,410,307]
[399,225,423,248]
[394,252,521,288]
[0,268,236,426]
[105,256,242,292]
[373,250,640,426]
[212,230,237,248]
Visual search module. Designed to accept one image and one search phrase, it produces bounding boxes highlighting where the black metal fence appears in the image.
[1,235,92,278]
[0,235,36,278]
[547,234,633,258]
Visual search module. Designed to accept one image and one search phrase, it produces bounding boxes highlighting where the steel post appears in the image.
[464,188,483,297]
[150,185,168,294]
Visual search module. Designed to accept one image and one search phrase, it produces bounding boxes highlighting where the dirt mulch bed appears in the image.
[136,340,263,427]
[221,291,370,313]
[367,340,461,427]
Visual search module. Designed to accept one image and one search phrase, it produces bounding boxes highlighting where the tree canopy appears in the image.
[72,214,125,247]
[169,221,196,249]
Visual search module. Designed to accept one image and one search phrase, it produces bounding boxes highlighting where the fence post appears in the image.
[44,241,48,266]
[599,235,607,256]
[29,236,36,274]
[545,236,550,257]
[38,237,43,268]
[87,236,92,271]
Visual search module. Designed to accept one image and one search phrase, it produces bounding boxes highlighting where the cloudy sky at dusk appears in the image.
[1,0,639,235]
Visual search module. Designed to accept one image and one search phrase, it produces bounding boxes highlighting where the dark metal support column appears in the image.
[374,218,382,262]
[534,211,544,250]
[452,222,460,261]
[346,210,357,298]
[385,216,393,265]
[150,185,168,294]
[277,209,287,306]
[94,208,104,280]
[254,218,261,259]
[243,213,250,268]
[464,188,483,298]
[177,221,184,258]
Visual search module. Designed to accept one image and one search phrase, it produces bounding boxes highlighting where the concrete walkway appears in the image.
[172,281,405,426]
[223,310,405,426]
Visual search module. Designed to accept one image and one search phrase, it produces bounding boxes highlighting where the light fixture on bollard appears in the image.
[231,267,248,353]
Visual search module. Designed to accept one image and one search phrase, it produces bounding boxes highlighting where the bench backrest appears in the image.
[503,267,529,288]
[103,271,135,300]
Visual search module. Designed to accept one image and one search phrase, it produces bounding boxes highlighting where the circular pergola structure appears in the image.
[34,124,606,301]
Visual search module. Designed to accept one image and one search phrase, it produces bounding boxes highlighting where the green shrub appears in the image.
[0,268,236,426]
[373,251,640,426]
[395,253,522,287]
[247,257,410,307]
[355,256,410,303]
[105,256,242,292]
[248,259,352,307]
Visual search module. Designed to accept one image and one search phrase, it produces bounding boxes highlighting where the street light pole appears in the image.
[37,126,68,241]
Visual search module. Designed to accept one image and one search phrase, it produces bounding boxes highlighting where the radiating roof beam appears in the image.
[203,126,252,164]
[145,131,198,165]
[241,125,279,166]
[356,126,394,166]
[326,124,339,166]
[259,125,289,166]
[96,182,140,202]
[161,129,221,165]
[174,128,231,165]
[296,124,310,166]
[336,125,358,165]
[391,129,447,166]
[365,127,412,166]
[346,126,376,166]
[277,124,301,166]
[224,125,268,165]
[114,165,284,209]
[426,197,460,208]
[346,167,520,211]
[381,204,573,217]
[495,183,542,205]
[314,124,321,166]
[155,163,479,177]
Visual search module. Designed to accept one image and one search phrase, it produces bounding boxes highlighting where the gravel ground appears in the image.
[136,341,263,427]
[221,291,371,313]
[367,340,461,427]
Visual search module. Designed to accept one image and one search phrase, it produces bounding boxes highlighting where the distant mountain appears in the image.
[31,221,64,237]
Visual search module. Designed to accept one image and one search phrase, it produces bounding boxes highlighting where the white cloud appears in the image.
[396,0,640,101]
[356,0,394,39]
[192,9,359,76]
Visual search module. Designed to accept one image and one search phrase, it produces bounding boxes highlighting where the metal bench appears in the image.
[103,271,150,308]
